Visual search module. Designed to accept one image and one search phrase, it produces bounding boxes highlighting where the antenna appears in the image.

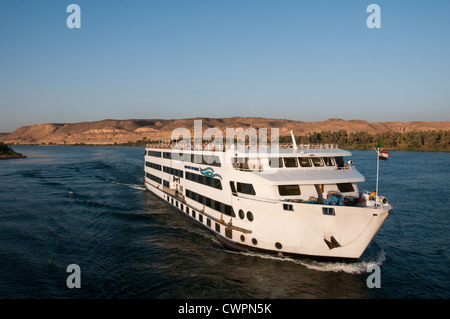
[374,147,382,205]
[290,130,298,151]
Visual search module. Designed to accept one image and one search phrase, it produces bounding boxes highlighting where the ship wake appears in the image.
[228,249,386,274]
[112,181,146,191]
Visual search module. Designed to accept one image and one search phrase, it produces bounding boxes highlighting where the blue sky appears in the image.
[1,0,449,132]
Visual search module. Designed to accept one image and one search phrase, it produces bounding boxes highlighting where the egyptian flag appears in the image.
[379,151,390,161]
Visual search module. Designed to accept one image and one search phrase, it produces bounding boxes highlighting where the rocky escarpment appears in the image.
[2,118,449,145]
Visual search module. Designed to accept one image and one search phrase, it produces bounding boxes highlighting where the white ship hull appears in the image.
[144,145,392,261]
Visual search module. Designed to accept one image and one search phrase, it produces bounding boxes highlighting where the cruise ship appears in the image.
[143,137,393,261]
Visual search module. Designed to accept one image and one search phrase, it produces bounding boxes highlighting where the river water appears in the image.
[0,146,448,299]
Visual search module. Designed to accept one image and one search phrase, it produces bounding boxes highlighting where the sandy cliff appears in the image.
[2,117,449,145]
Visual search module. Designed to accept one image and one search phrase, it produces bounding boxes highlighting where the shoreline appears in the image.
[0,142,27,160]
[0,153,27,160]
[5,143,449,153]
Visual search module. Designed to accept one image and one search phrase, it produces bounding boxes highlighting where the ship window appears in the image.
[163,152,171,159]
[298,157,312,167]
[202,155,221,167]
[311,157,324,167]
[163,166,183,178]
[215,223,220,233]
[199,215,203,222]
[323,157,335,166]
[186,188,231,216]
[236,182,256,195]
[186,171,221,190]
[146,161,162,171]
[268,157,282,168]
[283,204,294,211]
[284,157,298,167]
[224,205,235,217]
[278,185,301,196]
[214,179,222,190]
[232,157,249,170]
[207,218,211,227]
[335,156,345,168]
[145,172,162,184]
[147,150,162,158]
[337,183,354,193]
[230,181,237,195]
[323,207,335,216]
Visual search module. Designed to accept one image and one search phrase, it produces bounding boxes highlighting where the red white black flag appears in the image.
[379,151,390,161]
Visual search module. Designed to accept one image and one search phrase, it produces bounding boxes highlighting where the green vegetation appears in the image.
[5,131,449,152]
[116,139,159,146]
[0,142,25,158]
[280,130,450,152]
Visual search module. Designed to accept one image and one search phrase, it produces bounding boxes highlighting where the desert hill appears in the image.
[2,117,449,145]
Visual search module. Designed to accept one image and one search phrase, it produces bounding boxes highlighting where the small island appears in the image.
[0,142,26,160]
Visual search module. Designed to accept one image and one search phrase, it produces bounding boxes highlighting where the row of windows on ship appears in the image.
[145,162,355,198]
[145,171,235,218]
[146,150,346,169]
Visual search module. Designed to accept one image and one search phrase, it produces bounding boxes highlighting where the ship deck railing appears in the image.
[146,143,339,151]
[232,166,354,172]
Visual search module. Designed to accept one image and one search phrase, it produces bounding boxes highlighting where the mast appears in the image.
[290,130,298,151]
[374,147,382,205]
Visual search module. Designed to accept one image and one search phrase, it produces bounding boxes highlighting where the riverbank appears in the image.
[4,142,449,152]
[0,153,27,160]
[0,142,27,160]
